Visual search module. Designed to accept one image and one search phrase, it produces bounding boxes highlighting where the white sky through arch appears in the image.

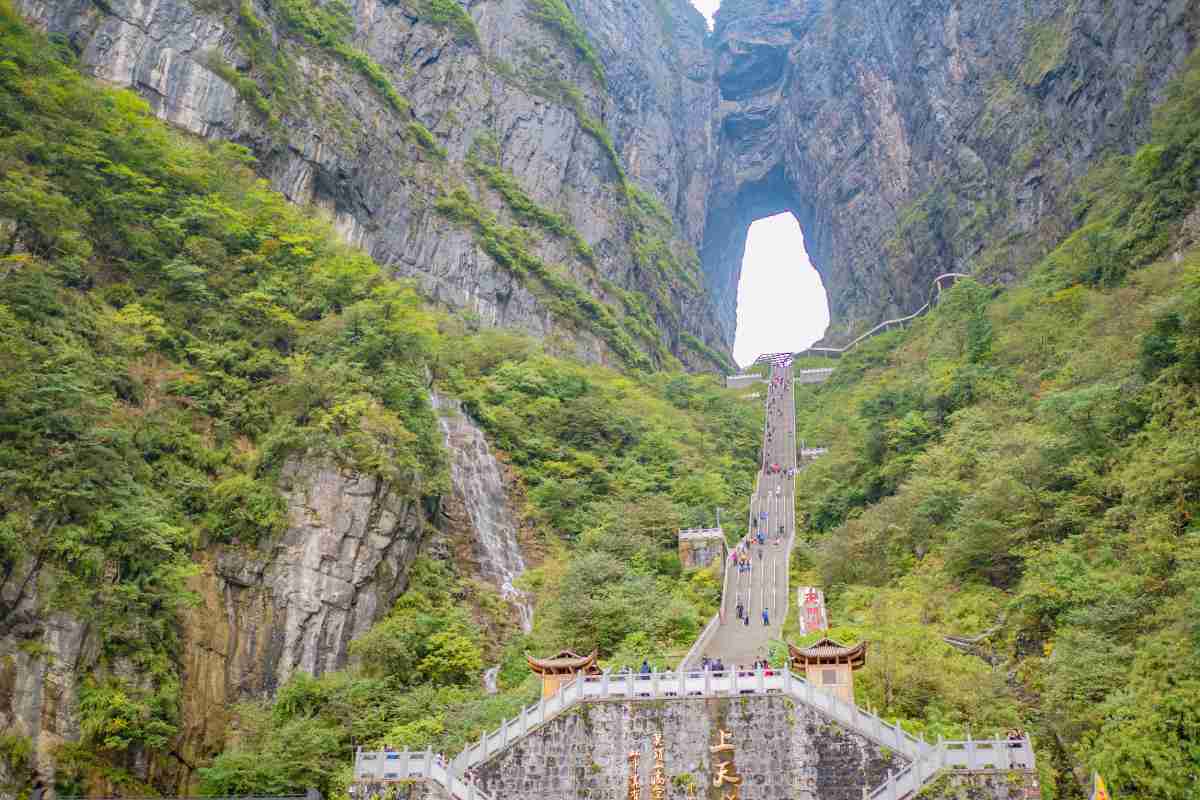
[688,0,828,366]
[691,0,719,26]
[733,213,830,368]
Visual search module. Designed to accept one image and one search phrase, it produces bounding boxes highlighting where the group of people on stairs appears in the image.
[691,358,798,670]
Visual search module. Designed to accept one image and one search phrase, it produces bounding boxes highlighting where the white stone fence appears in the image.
[355,667,929,781]
[870,736,1037,800]
[352,667,1032,800]
[795,368,836,384]
[352,748,493,800]
[726,373,766,389]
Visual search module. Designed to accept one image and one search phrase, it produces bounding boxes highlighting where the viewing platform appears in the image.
[352,666,1036,800]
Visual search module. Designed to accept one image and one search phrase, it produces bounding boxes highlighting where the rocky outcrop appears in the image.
[171,458,426,788]
[14,0,728,369]
[0,457,426,793]
[704,0,1199,343]
[0,603,90,796]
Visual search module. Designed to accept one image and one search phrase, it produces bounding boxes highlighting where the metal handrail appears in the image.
[794,273,970,360]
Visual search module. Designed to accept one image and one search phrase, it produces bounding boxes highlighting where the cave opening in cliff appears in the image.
[732,212,829,367]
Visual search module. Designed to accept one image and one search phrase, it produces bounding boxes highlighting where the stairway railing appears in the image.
[794,273,970,360]
[869,736,1036,800]
[352,668,1034,800]
[353,748,493,800]
[354,667,932,787]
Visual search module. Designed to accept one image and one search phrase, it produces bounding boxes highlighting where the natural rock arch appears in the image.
[700,0,1195,349]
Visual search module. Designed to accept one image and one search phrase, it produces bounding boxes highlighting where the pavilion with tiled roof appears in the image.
[526,649,600,698]
[788,637,867,703]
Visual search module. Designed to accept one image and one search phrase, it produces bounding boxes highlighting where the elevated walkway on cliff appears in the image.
[726,273,972,391]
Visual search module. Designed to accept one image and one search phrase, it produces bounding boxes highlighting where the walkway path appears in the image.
[694,361,796,668]
[351,668,1036,799]
[352,353,1038,799]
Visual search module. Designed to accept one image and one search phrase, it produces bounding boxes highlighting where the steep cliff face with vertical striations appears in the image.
[16,0,1198,351]
[704,0,1199,343]
[15,0,730,371]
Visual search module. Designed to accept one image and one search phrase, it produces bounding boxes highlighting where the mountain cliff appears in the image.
[15,0,729,370]
[3,0,1200,796]
[704,0,1198,342]
[15,0,1197,351]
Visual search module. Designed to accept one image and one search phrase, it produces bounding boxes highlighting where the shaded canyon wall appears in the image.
[704,0,1199,343]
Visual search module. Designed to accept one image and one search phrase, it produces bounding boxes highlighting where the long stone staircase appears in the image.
[351,351,1035,800]
[684,362,797,669]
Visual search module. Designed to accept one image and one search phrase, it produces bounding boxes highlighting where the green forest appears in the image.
[2,0,1200,797]
[790,52,1200,800]
[0,4,756,794]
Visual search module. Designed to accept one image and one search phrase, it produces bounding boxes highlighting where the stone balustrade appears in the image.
[353,748,493,800]
[352,667,1032,800]
[795,367,836,384]
[725,373,766,389]
[870,737,1037,800]
[355,668,929,781]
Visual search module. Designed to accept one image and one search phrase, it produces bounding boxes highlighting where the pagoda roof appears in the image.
[526,649,600,675]
[788,637,867,669]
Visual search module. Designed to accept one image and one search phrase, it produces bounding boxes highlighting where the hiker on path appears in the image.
[762,608,770,625]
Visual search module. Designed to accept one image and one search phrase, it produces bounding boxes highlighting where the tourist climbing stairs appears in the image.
[684,359,797,670]
[351,345,1034,800]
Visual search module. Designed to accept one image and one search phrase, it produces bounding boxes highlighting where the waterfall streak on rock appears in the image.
[434,394,534,633]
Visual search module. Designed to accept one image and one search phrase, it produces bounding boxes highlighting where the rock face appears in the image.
[0,604,90,795]
[474,695,900,800]
[14,0,728,369]
[172,459,426,786]
[0,458,427,793]
[15,0,1198,352]
[704,0,1200,342]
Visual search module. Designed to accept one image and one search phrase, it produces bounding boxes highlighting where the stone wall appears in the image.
[474,695,903,800]
[913,771,1041,800]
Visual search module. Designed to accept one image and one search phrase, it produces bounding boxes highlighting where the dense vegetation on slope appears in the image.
[210,0,721,374]
[791,53,1200,800]
[0,6,757,795]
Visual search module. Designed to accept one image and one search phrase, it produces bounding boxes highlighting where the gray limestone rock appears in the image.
[170,458,425,787]
[704,0,1199,344]
[14,0,729,369]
